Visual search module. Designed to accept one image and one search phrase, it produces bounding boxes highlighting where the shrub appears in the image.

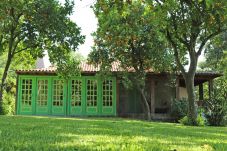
[203,79,227,126]
[204,97,227,126]
[171,98,188,120]
[2,91,15,115]
[179,115,205,126]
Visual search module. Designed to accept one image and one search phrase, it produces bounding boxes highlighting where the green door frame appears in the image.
[17,75,117,116]
[17,76,36,115]
[68,78,83,116]
[101,78,117,116]
[51,78,67,116]
[85,77,99,115]
[35,77,51,115]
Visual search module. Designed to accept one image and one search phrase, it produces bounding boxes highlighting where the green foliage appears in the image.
[201,30,227,126]
[2,91,15,115]
[91,0,227,124]
[0,51,35,78]
[0,0,84,62]
[0,51,35,114]
[204,82,227,126]
[179,115,205,126]
[90,0,174,120]
[171,98,188,120]
[0,116,227,150]
[203,32,227,70]
[155,0,227,124]
[0,0,84,113]
[56,52,82,80]
[90,1,174,73]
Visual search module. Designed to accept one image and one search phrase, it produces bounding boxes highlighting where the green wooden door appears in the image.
[86,79,98,115]
[101,79,116,115]
[68,79,83,115]
[18,77,35,115]
[36,78,50,115]
[51,79,66,115]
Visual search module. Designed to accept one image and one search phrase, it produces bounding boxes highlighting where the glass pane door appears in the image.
[102,80,114,114]
[52,79,66,115]
[86,79,98,115]
[69,79,82,115]
[36,79,49,115]
[19,78,33,114]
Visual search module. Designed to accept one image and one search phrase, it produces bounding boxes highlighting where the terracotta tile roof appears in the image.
[16,62,123,74]
[15,62,222,78]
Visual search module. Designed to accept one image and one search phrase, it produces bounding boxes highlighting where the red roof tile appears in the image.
[16,62,123,74]
[15,62,222,78]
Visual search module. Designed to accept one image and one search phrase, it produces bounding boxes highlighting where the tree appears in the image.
[154,0,227,125]
[202,32,227,73]
[89,1,173,120]
[0,51,36,114]
[0,0,85,114]
[200,31,227,126]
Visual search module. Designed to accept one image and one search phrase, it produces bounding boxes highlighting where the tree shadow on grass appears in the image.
[0,116,226,151]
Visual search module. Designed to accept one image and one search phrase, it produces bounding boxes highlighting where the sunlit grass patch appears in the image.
[0,116,226,151]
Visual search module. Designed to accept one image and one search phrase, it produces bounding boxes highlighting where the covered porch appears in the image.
[176,72,223,103]
[148,72,222,120]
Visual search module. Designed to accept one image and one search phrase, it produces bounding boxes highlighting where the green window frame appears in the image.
[21,79,33,107]
[68,79,83,115]
[35,78,50,115]
[37,79,48,106]
[102,80,113,107]
[71,79,82,107]
[85,78,98,115]
[86,79,98,107]
[17,77,35,115]
[17,75,116,116]
[52,80,64,107]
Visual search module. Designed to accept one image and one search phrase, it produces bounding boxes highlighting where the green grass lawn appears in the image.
[0,116,226,151]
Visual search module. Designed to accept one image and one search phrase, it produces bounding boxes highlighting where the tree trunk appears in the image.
[139,88,151,121]
[0,53,13,114]
[185,75,197,125]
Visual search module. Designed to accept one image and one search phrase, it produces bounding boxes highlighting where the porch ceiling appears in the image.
[179,72,223,87]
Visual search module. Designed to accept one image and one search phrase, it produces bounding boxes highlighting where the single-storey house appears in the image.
[15,62,222,120]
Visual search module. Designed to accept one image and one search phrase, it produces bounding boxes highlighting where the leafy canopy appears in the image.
[0,0,85,66]
[89,0,173,79]
[156,0,227,74]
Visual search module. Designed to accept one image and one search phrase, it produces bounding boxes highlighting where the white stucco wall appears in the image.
[179,87,188,99]
[35,50,51,69]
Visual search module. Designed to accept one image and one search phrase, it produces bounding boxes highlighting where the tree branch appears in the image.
[11,37,22,56]
[166,29,186,76]
[14,44,39,55]
[196,29,225,57]
[171,13,190,49]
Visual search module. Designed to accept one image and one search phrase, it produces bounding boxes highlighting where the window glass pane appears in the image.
[21,79,32,106]
[71,80,82,107]
[87,80,97,107]
[102,80,113,106]
[53,80,64,106]
[37,80,48,106]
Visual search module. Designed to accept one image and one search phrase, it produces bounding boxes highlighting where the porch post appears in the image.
[150,79,155,115]
[208,79,213,99]
[199,83,204,101]
[176,77,180,100]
